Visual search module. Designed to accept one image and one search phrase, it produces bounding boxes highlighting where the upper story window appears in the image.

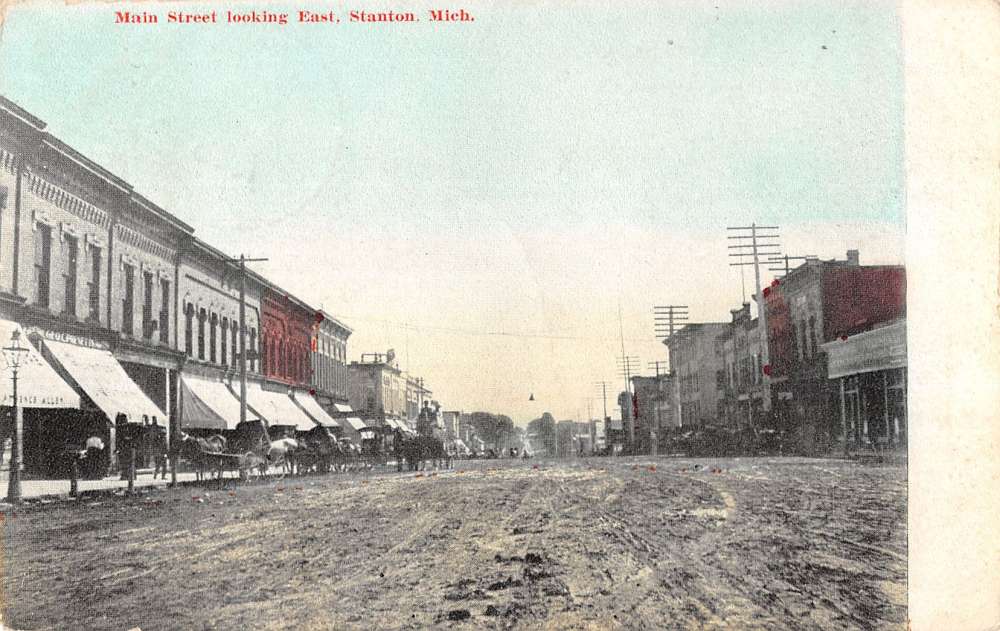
[159,280,170,344]
[808,316,818,358]
[63,235,78,316]
[209,313,218,363]
[220,318,229,366]
[232,325,238,367]
[197,308,206,360]
[142,271,154,339]
[34,223,52,308]
[184,304,194,357]
[88,247,101,321]
[122,264,135,336]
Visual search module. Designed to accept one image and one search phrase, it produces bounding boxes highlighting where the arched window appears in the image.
[184,304,194,357]
[278,339,285,377]
[197,308,207,360]
[232,325,238,368]
[209,313,218,363]
[220,318,229,366]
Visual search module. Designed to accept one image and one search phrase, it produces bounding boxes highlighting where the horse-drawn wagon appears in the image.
[176,419,270,484]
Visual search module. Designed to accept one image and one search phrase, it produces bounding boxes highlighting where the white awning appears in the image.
[180,376,242,430]
[333,403,353,413]
[44,339,162,423]
[292,390,339,427]
[244,383,316,431]
[0,321,79,409]
[343,417,367,431]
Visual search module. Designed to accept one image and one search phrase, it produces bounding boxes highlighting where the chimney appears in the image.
[846,250,860,266]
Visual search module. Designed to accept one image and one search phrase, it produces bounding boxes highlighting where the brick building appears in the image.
[764,250,905,453]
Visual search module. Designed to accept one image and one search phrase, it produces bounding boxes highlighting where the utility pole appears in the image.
[226,254,268,426]
[593,381,610,420]
[653,305,689,345]
[647,361,668,377]
[615,355,639,451]
[727,224,780,418]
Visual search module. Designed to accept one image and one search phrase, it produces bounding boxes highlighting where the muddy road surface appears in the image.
[3,457,906,630]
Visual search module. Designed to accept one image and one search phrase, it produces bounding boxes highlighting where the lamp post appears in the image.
[4,329,30,505]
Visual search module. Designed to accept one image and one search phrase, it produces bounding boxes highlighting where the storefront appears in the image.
[25,327,166,476]
[1,319,81,476]
[822,319,907,451]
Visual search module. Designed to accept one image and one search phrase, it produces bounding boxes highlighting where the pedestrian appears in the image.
[84,435,105,479]
[150,421,168,480]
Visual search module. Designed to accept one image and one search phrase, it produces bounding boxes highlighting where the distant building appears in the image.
[663,323,729,428]
[310,310,351,406]
[347,353,406,427]
[630,374,677,455]
[405,375,432,422]
[716,302,765,430]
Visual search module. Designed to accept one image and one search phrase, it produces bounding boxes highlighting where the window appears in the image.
[88,247,101,321]
[197,308,206,360]
[34,223,52,307]
[209,313,218,363]
[122,264,135,336]
[142,271,154,339]
[63,235,78,316]
[184,304,194,357]
[159,280,170,344]
[808,316,818,358]
[799,320,808,361]
[221,318,228,366]
[231,325,238,367]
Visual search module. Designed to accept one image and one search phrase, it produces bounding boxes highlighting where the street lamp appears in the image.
[3,329,29,505]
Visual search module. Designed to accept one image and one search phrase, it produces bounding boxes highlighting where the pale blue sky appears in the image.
[0,1,904,422]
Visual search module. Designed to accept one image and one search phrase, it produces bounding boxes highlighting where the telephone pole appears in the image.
[226,254,268,425]
[653,305,689,343]
[727,224,780,416]
[593,381,610,419]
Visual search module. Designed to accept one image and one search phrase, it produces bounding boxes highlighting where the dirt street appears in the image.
[2,457,906,630]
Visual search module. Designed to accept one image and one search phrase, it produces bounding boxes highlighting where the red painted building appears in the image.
[764,250,905,453]
[260,286,314,388]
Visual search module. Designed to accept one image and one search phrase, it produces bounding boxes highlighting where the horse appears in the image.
[267,437,302,475]
[175,432,228,482]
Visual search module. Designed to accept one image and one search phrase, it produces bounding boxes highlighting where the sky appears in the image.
[0,0,905,424]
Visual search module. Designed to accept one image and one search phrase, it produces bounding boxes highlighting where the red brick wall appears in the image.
[822,267,906,340]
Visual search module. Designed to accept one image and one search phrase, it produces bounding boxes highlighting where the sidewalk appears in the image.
[0,461,411,501]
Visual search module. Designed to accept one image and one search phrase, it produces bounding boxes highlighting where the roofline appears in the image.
[0,95,47,129]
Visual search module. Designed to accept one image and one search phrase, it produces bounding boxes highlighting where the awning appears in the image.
[44,339,162,423]
[0,320,79,409]
[333,403,353,413]
[244,383,316,431]
[343,417,367,431]
[292,390,339,427]
[180,376,242,430]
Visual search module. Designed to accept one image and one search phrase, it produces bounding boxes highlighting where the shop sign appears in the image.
[23,326,109,350]
[823,321,906,379]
